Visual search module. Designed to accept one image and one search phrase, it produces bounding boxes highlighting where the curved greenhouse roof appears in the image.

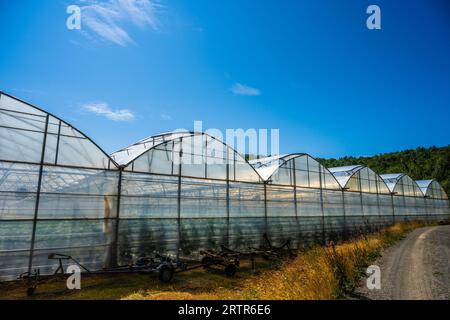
[249,154,300,181]
[0,91,117,170]
[111,131,193,166]
[112,131,263,183]
[250,153,341,189]
[380,173,423,197]
[328,165,391,194]
[328,165,365,188]
[416,180,448,199]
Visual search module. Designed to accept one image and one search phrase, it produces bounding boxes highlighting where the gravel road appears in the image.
[355,225,450,300]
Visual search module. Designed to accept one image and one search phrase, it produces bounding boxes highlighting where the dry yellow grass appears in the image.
[0,221,429,300]
[124,221,427,300]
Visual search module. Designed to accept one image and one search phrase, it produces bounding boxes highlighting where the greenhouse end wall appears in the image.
[0,92,449,280]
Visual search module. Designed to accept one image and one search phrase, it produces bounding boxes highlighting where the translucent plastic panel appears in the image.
[46,116,61,134]
[360,174,370,193]
[362,193,379,216]
[393,196,408,216]
[181,198,227,218]
[206,163,227,180]
[234,162,261,183]
[33,220,114,250]
[346,177,360,191]
[206,138,228,163]
[0,126,44,163]
[0,221,33,251]
[0,162,40,193]
[308,171,321,188]
[394,176,423,197]
[344,192,363,216]
[266,185,295,202]
[133,146,174,174]
[427,181,448,199]
[59,123,85,138]
[267,201,295,217]
[270,165,292,185]
[0,193,37,220]
[118,219,178,260]
[0,109,46,131]
[294,156,308,171]
[43,133,58,164]
[229,200,265,217]
[359,167,369,180]
[180,136,204,160]
[295,169,309,187]
[37,194,117,219]
[267,217,298,245]
[323,172,340,190]
[229,182,264,201]
[229,218,265,249]
[378,195,394,216]
[120,196,178,218]
[180,218,227,253]
[296,188,322,217]
[376,177,391,194]
[266,185,296,217]
[182,162,206,178]
[57,135,111,169]
[206,137,228,180]
[322,191,343,216]
[121,173,179,197]
[0,93,45,116]
[40,166,118,195]
[0,250,31,281]
[181,178,227,199]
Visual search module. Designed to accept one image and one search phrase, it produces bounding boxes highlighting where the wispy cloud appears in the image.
[231,83,261,96]
[77,0,161,46]
[82,102,135,121]
[160,112,172,120]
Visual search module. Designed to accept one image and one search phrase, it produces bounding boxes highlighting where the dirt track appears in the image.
[355,225,450,300]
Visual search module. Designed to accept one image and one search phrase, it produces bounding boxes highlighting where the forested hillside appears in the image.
[317,145,450,196]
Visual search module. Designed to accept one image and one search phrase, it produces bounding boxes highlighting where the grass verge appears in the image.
[0,221,434,300]
[126,221,429,300]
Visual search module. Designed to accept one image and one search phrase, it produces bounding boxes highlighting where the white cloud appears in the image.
[77,0,161,46]
[82,102,135,121]
[160,112,172,120]
[231,83,261,96]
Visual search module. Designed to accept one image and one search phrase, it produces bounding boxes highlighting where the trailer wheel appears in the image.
[224,264,237,277]
[26,287,35,296]
[201,256,213,269]
[158,266,174,283]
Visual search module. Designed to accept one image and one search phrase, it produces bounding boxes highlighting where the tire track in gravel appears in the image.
[355,225,450,300]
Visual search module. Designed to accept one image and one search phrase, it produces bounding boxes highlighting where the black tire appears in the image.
[201,256,213,269]
[158,266,174,283]
[224,264,237,277]
[27,287,35,296]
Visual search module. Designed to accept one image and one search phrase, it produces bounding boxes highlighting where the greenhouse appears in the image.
[0,91,449,281]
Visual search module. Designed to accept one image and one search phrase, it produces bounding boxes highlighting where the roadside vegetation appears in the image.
[0,221,436,300]
[247,146,450,196]
[317,145,450,196]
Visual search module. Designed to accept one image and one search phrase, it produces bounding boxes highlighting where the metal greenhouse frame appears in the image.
[0,91,449,281]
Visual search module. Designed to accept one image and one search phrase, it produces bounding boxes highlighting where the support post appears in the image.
[341,190,347,240]
[28,114,49,273]
[318,167,325,245]
[226,160,230,248]
[111,168,122,267]
[176,138,183,259]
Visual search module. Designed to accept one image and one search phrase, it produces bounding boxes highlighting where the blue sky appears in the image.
[0,0,449,158]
